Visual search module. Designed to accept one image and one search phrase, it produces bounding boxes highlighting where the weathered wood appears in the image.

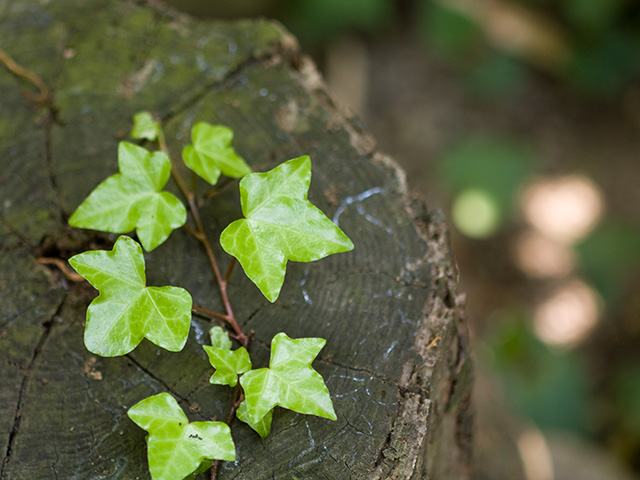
[0,1,473,478]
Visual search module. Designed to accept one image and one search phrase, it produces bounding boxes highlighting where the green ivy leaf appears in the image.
[131,111,161,141]
[220,156,354,302]
[68,141,186,251]
[209,325,232,350]
[128,393,235,480]
[203,346,252,387]
[238,333,336,432]
[188,460,214,477]
[236,401,273,439]
[182,122,251,186]
[68,235,192,357]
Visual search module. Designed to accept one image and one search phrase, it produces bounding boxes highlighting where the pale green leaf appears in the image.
[182,122,251,185]
[128,393,235,480]
[236,401,273,438]
[131,111,161,141]
[209,325,232,350]
[220,156,354,302]
[238,333,336,429]
[203,346,251,387]
[68,235,192,357]
[68,142,186,251]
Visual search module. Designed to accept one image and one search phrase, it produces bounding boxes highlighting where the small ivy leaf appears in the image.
[220,156,354,302]
[203,346,252,387]
[209,325,232,350]
[184,459,214,479]
[191,460,214,477]
[236,401,273,439]
[68,141,186,251]
[238,333,336,429]
[128,393,235,480]
[131,111,161,141]
[182,122,251,186]
[68,235,192,357]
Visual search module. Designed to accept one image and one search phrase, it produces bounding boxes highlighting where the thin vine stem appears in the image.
[211,385,245,480]
[36,257,84,282]
[191,305,229,322]
[0,47,49,104]
[156,122,251,480]
[156,127,248,348]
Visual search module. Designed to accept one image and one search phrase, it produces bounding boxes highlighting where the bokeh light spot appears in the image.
[513,230,575,278]
[534,279,600,347]
[521,175,604,244]
[452,188,501,239]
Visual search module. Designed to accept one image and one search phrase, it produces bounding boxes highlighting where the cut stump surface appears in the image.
[0,1,472,478]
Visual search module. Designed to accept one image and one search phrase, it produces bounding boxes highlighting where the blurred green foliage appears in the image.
[439,136,534,235]
[439,137,534,205]
[612,366,640,436]
[284,0,394,46]
[420,0,640,98]
[418,2,481,57]
[488,312,591,434]
[576,221,640,304]
[467,53,526,99]
[561,0,630,32]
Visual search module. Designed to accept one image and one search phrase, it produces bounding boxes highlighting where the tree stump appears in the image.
[0,1,473,478]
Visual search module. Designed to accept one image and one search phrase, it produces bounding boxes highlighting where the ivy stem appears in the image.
[0,47,49,105]
[36,257,84,282]
[191,305,229,322]
[224,257,236,284]
[211,385,245,480]
[157,128,249,348]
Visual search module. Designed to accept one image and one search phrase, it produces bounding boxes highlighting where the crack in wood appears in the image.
[0,216,35,249]
[160,21,298,128]
[0,300,54,331]
[162,53,274,127]
[1,291,67,477]
[44,113,65,223]
[318,357,392,385]
[124,354,191,407]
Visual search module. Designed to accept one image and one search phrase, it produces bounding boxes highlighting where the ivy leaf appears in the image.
[182,122,251,186]
[186,460,214,479]
[131,111,161,141]
[128,393,235,480]
[68,141,186,251]
[220,156,354,302]
[209,325,232,350]
[203,345,252,387]
[68,235,192,357]
[236,401,273,439]
[238,333,336,431]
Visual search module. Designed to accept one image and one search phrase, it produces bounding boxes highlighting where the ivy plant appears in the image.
[68,142,186,251]
[220,155,353,302]
[68,235,192,357]
[128,393,235,480]
[66,111,354,480]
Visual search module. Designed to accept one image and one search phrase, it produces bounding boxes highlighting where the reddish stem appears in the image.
[191,305,229,322]
[211,385,245,480]
[157,130,249,348]
[157,125,251,480]
[224,257,236,284]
